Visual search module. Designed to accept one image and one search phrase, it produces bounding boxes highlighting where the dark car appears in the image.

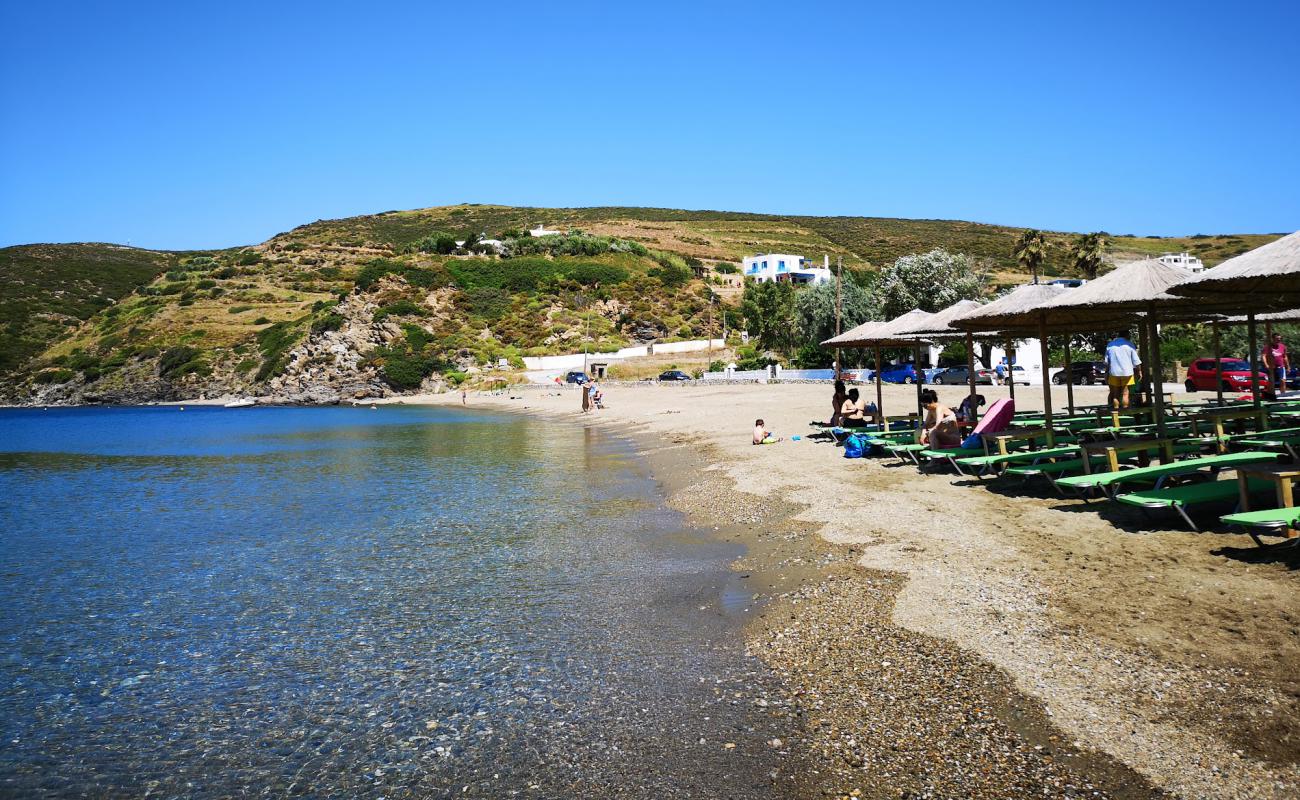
[1184,358,1271,393]
[658,370,692,381]
[1052,361,1107,385]
[933,365,994,385]
[565,371,590,385]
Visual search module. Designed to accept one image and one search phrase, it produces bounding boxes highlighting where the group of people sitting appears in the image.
[830,380,880,427]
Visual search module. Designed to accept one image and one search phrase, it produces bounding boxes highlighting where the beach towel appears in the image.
[961,397,1014,449]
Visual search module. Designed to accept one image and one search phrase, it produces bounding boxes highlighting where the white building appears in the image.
[742,253,833,285]
[1158,252,1204,273]
[529,225,562,237]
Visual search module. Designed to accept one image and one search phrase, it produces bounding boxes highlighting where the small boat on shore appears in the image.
[223,398,257,408]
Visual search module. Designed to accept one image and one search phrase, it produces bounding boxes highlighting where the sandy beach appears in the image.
[409,381,1299,799]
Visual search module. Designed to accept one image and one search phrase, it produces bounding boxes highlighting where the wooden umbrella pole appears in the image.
[1266,321,1275,388]
[1149,307,1166,441]
[1063,335,1075,416]
[875,345,886,432]
[1248,312,1261,410]
[1038,316,1055,445]
[965,331,979,424]
[1214,324,1224,406]
[914,344,924,425]
[1006,340,1016,403]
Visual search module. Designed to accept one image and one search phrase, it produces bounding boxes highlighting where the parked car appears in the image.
[1184,358,1272,393]
[565,371,590,385]
[658,370,692,381]
[934,365,994,385]
[1052,361,1107,385]
[879,363,923,384]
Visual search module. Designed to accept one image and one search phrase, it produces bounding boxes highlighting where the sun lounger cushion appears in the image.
[1219,506,1300,530]
[953,445,1080,469]
[1115,478,1272,509]
[1055,451,1281,491]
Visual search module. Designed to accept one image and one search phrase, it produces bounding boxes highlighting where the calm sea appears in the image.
[0,406,800,798]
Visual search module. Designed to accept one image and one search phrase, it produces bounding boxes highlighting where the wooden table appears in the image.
[980,427,1062,456]
[1079,437,1176,474]
[1191,406,1270,449]
[1236,463,1300,538]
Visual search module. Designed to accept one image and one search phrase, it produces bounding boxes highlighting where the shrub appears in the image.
[402,323,432,351]
[228,305,253,314]
[369,343,442,390]
[464,286,512,320]
[196,279,216,290]
[355,258,405,290]
[82,367,102,382]
[158,345,198,376]
[235,250,263,266]
[255,320,305,380]
[34,369,75,384]
[211,266,237,279]
[253,316,271,325]
[310,312,345,334]
[373,299,429,322]
[405,232,458,255]
[714,262,738,274]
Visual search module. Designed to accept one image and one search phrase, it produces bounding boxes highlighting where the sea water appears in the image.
[0,406,798,798]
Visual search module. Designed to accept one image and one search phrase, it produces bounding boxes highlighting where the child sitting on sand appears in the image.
[753,419,782,445]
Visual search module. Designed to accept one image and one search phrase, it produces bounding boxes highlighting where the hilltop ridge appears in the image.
[0,204,1281,405]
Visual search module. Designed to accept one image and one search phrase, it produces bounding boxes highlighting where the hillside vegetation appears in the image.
[0,243,177,373]
[0,204,1284,405]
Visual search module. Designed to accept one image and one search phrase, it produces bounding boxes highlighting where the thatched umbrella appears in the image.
[950,283,1087,439]
[892,299,986,419]
[823,309,936,428]
[1173,232,1300,407]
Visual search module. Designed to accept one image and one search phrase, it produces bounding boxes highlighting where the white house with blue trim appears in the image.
[742,253,833,285]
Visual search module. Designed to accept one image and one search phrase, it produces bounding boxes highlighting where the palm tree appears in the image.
[1014,229,1049,284]
[1068,232,1106,280]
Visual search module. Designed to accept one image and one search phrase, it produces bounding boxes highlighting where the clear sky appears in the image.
[2,0,1297,250]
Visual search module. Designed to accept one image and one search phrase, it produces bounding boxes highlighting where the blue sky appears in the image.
[2,0,1297,249]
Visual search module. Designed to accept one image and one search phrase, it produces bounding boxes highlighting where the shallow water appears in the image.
[0,406,800,798]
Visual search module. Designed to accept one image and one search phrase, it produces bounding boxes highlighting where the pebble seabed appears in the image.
[649,440,1167,800]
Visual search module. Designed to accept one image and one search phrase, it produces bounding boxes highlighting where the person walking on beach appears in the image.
[995,357,1007,386]
[461,388,467,405]
[1105,330,1142,410]
[1264,332,1289,390]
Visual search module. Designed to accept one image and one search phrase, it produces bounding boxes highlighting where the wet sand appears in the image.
[408,381,1299,800]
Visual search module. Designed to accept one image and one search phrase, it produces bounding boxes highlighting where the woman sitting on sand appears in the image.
[829,379,847,427]
[840,388,866,427]
[920,389,962,448]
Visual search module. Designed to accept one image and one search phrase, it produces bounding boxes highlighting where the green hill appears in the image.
[0,204,1284,404]
[0,243,179,374]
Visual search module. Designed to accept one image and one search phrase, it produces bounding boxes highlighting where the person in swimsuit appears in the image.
[920,389,962,448]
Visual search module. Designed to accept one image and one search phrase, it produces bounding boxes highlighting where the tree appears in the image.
[1014,229,1049,284]
[793,274,879,348]
[739,280,796,353]
[1068,232,1106,280]
[876,248,988,320]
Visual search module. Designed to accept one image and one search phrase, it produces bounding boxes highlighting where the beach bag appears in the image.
[843,433,867,459]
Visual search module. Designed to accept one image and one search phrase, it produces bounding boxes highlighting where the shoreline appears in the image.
[410,382,1298,800]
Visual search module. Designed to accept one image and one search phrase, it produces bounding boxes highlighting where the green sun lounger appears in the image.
[1004,454,1111,482]
[1053,451,1282,498]
[1115,478,1273,531]
[950,444,1082,477]
[1219,506,1300,544]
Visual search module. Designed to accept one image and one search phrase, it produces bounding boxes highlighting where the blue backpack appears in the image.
[843,433,867,458]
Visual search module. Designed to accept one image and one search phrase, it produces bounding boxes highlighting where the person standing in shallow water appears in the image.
[580,382,591,412]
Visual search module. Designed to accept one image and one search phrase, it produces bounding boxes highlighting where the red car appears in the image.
[1184,358,1271,393]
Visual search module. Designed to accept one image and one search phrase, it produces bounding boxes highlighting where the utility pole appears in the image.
[834,256,843,377]
[707,293,714,359]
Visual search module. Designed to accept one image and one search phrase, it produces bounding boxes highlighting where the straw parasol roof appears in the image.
[967,259,1212,331]
[822,309,935,348]
[950,283,1079,334]
[891,299,984,338]
[1171,231,1300,302]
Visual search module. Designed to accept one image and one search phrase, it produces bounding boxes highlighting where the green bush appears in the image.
[158,345,199,377]
[196,279,216,290]
[374,299,429,321]
[404,232,458,255]
[235,250,263,266]
[229,305,253,314]
[402,323,432,351]
[255,319,304,380]
[370,343,442,390]
[446,257,628,293]
[253,316,271,325]
[311,312,345,334]
[464,286,512,320]
[34,369,75,384]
